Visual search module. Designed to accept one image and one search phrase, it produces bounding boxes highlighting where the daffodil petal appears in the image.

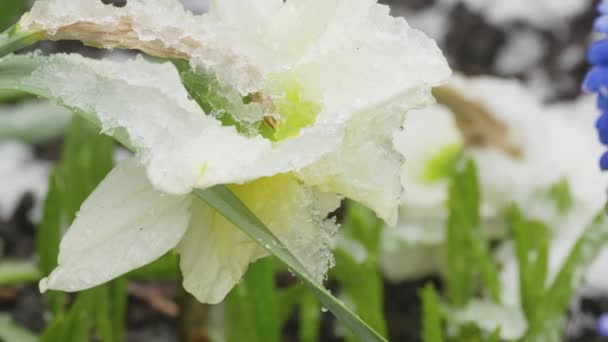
[39,158,192,293]
[177,174,339,304]
[1,54,341,195]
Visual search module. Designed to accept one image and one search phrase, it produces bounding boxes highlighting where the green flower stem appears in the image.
[0,25,42,58]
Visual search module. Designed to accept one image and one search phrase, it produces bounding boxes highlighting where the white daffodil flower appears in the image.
[11,0,450,303]
[380,75,608,340]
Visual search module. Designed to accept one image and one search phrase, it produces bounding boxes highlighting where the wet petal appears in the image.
[40,158,192,292]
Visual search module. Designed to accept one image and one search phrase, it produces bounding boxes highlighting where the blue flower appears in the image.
[598,313,608,337]
[584,1,608,170]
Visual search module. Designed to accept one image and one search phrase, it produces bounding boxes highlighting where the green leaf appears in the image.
[330,201,387,341]
[524,213,608,342]
[97,278,128,342]
[509,206,549,321]
[332,247,387,340]
[194,186,387,342]
[37,170,62,277]
[421,144,463,183]
[59,116,114,222]
[0,89,28,103]
[299,291,322,342]
[420,284,443,342]
[0,25,42,58]
[0,314,37,342]
[342,201,384,258]
[548,178,573,215]
[225,258,280,342]
[172,59,261,136]
[0,261,41,285]
[445,159,500,306]
[36,169,65,316]
[127,251,179,280]
[485,328,501,342]
[41,288,102,342]
[0,1,26,31]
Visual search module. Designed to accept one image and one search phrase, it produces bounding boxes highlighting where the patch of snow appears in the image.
[0,141,51,222]
[451,300,528,340]
[0,100,72,143]
[438,0,593,29]
[495,30,545,75]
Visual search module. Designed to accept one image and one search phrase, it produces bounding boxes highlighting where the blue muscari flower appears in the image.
[598,313,608,337]
[584,1,608,171]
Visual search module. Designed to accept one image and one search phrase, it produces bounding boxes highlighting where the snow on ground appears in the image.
[438,0,593,29]
[0,141,50,222]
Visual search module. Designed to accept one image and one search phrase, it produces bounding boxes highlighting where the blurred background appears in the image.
[0,0,605,341]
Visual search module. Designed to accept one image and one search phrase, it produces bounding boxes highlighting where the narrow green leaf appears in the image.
[95,278,127,342]
[37,170,62,277]
[509,206,549,321]
[342,201,384,258]
[41,289,100,342]
[485,328,501,342]
[128,252,179,280]
[421,144,463,183]
[420,285,443,342]
[524,213,608,341]
[299,291,322,342]
[225,258,280,342]
[331,201,387,341]
[332,247,387,340]
[0,261,41,285]
[548,178,573,215]
[0,89,27,103]
[0,314,37,342]
[194,186,387,342]
[172,59,256,136]
[0,25,42,58]
[37,170,66,316]
[446,159,500,306]
[59,116,114,222]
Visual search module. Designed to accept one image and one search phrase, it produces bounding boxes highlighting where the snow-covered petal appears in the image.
[3,53,342,195]
[177,173,339,304]
[299,90,435,225]
[40,158,192,293]
[15,0,450,222]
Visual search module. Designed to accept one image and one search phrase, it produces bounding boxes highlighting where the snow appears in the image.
[0,141,50,221]
[439,0,593,29]
[495,30,545,75]
[0,101,72,143]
